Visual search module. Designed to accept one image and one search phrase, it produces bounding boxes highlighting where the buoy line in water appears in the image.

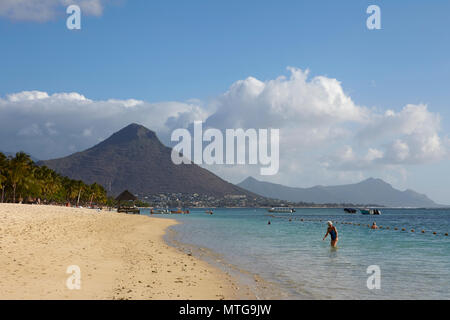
[266,214,449,237]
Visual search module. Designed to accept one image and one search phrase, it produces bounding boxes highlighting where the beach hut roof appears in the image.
[115,190,137,201]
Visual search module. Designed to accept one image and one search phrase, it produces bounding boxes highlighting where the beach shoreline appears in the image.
[163,225,290,300]
[0,203,251,300]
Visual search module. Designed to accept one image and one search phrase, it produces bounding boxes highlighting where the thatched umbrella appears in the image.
[115,190,137,212]
[115,190,137,202]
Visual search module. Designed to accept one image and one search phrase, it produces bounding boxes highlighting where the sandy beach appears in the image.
[0,204,252,300]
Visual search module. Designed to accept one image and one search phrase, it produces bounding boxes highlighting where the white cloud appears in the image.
[202,67,370,179]
[206,67,367,130]
[0,0,110,22]
[358,104,441,143]
[200,69,447,187]
[0,91,208,159]
[7,90,50,101]
[321,103,447,176]
[0,67,447,191]
[107,99,143,108]
[365,148,384,162]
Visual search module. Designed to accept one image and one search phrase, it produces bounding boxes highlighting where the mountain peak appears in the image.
[118,123,157,138]
[101,123,159,146]
[40,124,252,197]
[242,176,259,184]
[360,177,390,186]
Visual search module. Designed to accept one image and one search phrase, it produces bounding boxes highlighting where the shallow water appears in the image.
[141,208,450,299]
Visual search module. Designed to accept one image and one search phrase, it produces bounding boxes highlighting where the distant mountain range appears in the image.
[39,123,255,197]
[13,123,441,207]
[238,177,440,207]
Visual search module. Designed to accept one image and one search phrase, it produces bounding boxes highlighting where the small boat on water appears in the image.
[344,208,357,214]
[151,208,170,214]
[268,207,296,213]
[170,208,190,214]
[360,209,382,215]
[373,209,382,215]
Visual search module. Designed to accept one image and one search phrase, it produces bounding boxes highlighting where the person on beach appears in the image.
[371,222,379,230]
[323,221,338,247]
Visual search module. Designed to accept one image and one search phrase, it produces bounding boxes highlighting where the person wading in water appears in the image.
[323,221,338,247]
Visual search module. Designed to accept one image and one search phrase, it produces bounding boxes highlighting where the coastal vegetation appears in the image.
[0,151,108,206]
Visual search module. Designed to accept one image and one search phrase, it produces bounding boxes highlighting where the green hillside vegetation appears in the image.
[0,151,109,206]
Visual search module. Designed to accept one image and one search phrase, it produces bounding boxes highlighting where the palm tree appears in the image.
[35,166,62,202]
[0,152,7,203]
[71,180,85,207]
[0,151,111,205]
[88,183,107,206]
[8,152,33,203]
[60,177,78,204]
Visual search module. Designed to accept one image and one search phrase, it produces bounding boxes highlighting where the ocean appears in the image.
[140,208,450,299]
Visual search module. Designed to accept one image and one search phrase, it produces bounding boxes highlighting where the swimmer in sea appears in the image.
[323,221,338,247]
[371,222,379,230]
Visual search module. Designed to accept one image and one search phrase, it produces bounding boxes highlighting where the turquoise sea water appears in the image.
[141,208,450,299]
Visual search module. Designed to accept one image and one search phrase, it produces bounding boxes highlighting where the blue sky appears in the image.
[0,0,449,203]
[1,1,449,109]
